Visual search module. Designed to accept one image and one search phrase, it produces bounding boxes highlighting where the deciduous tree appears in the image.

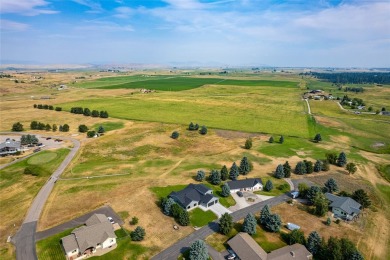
[346,162,357,174]
[352,189,371,208]
[244,138,252,149]
[12,122,24,132]
[269,136,274,143]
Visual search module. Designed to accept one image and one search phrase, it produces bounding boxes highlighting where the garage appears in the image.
[208,200,216,207]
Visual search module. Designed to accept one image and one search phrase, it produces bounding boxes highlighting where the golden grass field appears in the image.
[0,71,389,260]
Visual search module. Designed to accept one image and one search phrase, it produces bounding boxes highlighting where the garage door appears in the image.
[208,201,215,207]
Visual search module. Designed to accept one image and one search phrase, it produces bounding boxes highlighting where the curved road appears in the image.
[0,132,81,260]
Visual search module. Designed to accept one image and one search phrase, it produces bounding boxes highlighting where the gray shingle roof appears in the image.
[325,193,361,215]
[268,243,312,260]
[85,213,108,226]
[61,234,79,253]
[0,139,21,150]
[169,184,216,208]
[227,178,262,190]
[227,232,267,260]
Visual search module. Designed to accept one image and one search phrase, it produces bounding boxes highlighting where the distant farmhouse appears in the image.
[0,138,21,156]
[227,178,263,193]
[228,232,312,260]
[168,184,219,210]
[61,214,117,260]
[325,193,361,220]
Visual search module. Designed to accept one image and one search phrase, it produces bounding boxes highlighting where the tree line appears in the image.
[33,104,62,111]
[301,72,390,84]
[70,107,109,118]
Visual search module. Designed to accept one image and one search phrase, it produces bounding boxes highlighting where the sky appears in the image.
[1,0,389,67]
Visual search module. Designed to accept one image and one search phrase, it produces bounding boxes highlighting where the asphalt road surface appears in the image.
[151,194,289,260]
[2,132,81,260]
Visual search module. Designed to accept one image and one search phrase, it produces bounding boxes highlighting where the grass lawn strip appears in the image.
[189,208,217,227]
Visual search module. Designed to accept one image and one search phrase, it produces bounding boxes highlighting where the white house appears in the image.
[169,184,219,211]
[227,178,263,193]
[61,214,117,260]
[0,138,21,156]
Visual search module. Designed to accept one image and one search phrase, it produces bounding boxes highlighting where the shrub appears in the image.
[195,170,205,181]
[130,216,139,225]
[244,138,252,149]
[12,122,24,132]
[199,125,207,135]
[171,131,179,139]
[78,124,88,133]
[87,131,96,138]
[130,226,145,241]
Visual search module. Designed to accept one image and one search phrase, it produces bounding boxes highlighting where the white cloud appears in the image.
[0,0,58,16]
[72,0,103,13]
[0,19,29,31]
[114,7,135,19]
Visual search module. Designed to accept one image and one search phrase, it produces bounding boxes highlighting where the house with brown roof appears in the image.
[61,214,117,260]
[228,233,312,260]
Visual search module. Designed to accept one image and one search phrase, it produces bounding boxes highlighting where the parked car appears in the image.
[107,217,115,224]
[237,191,243,197]
[33,148,41,153]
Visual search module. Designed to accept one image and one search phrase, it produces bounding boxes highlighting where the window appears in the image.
[187,206,190,209]
[72,249,77,253]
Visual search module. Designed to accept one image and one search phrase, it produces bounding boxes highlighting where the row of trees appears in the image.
[188,122,207,135]
[70,107,109,118]
[20,134,39,145]
[33,104,62,111]
[269,135,284,144]
[160,198,190,226]
[301,71,390,84]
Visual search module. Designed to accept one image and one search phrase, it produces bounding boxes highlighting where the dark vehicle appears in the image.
[46,137,52,140]
[33,148,41,153]
[237,191,243,197]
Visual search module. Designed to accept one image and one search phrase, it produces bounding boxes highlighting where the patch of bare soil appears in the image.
[330,135,351,145]
[315,116,344,128]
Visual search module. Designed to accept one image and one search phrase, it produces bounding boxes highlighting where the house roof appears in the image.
[201,194,217,204]
[0,139,20,149]
[227,232,267,260]
[325,193,361,215]
[227,178,262,190]
[72,221,116,252]
[85,213,108,226]
[267,244,312,260]
[169,184,216,208]
[61,234,79,253]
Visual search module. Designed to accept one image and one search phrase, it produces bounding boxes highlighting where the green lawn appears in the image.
[189,208,217,227]
[150,185,187,199]
[255,177,290,196]
[91,121,124,132]
[377,164,390,183]
[204,183,236,207]
[36,228,71,260]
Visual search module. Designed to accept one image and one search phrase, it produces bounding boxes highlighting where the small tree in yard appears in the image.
[264,180,273,191]
[274,164,285,179]
[196,170,205,181]
[244,138,252,149]
[264,214,281,232]
[269,136,274,143]
[87,131,96,138]
[130,216,139,225]
[219,213,233,235]
[337,152,347,167]
[287,229,306,245]
[178,210,190,226]
[242,213,257,235]
[78,124,88,133]
[352,189,371,208]
[326,217,331,226]
[294,161,307,175]
[209,170,221,185]
[239,156,251,175]
[314,133,322,143]
[283,161,291,178]
[199,125,207,135]
[220,165,228,181]
[189,240,208,260]
[279,135,284,144]
[91,110,99,117]
[130,226,145,241]
[307,231,321,255]
[324,178,338,193]
[171,131,179,139]
[229,162,239,180]
[313,193,329,216]
[314,160,322,172]
[306,186,322,204]
[346,162,357,174]
[12,122,24,132]
[221,183,230,197]
[259,205,271,225]
[163,198,175,216]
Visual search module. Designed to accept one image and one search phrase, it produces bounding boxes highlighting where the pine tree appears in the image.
[30,121,38,130]
[274,164,285,179]
[264,214,281,232]
[83,108,91,116]
[163,198,175,216]
[130,226,145,241]
[321,160,330,171]
[279,135,284,144]
[221,183,231,197]
[98,125,105,133]
[196,170,205,181]
[259,205,271,225]
[220,165,229,181]
[218,213,233,235]
[52,124,57,132]
[189,240,208,260]
[324,178,338,193]
[326,217,331,226]
[242,213,257,235]
[209,170,221,185]
[307,231,321,255]
[171,131,179,139]
[337,152,347,167]
[352,189,371,208]
[229,162,239,180]
[189,122,195,130]
[269,136,274,143]
[346,162,357,174]
[199,125,207,135]
[304,160,314,174]
[178,210,190,226]
[91,110,99,117]
[62,124,70,132]
[294,161,307,175]
[350,251,364,260]
[314,133,322,143]
[283,161,291,178]
[45,124,51,131]
[264,180,273,191]
[239,157,251,175]
[244,138,252,149]
[314,160,322,172]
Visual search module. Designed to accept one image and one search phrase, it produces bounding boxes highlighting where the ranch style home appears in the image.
[325,193,361,220]
[227,178,263,193]
[228,232,312,260]
[0,138,21,156]
[169,184,219,210]
[61,214,117,260]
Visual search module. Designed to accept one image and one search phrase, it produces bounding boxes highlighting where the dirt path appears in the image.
[160,157,186,178]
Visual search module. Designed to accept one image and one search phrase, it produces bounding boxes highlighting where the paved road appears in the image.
[151,194,289,260]
[1,132,81,260]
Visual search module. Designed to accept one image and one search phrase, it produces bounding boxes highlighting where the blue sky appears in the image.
[1,0,389,67]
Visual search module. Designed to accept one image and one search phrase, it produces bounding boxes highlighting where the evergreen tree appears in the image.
[287,229,306,245]
[83,108,91,116]
[178,210,190,226]
[324,178,338,193]
[163,198,175,216]
[98,125,105,133]
[298,183,309,198]
[189,240,208,260]
[294,161,307,175]
[199,125,207,135]
[12,122,24,132]
[91,110,99,117]
[239,157,251,175]
[209,170,221,185]
[274,164,285,179]
[194,123,199,130]
[196,170,205,181]
[78,124,88,133]
[30,121,38,130]
[221,183,231,197]
[279,135,284,144]
[337,152,347,167]
[218,213,233,235]
[130,226,145,241]
[242,213,257,235]
[314,160,322,172]
[269,136,274,143]
[259,205,271,225]
[326,153,338,165]
[37,122,45,130]
[171,204,182,219]
[307,231,321,255]
[59,125,63,132]
[307,186,322,204]
[229,162,239,180]
[264,214,281,232]
[314,193,329,216]
[350,251,364,260]
[220,165,228,181]
[321,160,330,171]
[87,131,96,138]
[244,138,253,149]
[264,180,273,191]
[188,122,195,130]
[283,161,291,178]
[55,107,62,111]
[45,124,51,131]
[304,160,314,174]
[314,133,322,143]
[346,162,357,174]
[352,189,371,208]
[326,217,331,226]
[171,131,179,139]
[62,124,69,132]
